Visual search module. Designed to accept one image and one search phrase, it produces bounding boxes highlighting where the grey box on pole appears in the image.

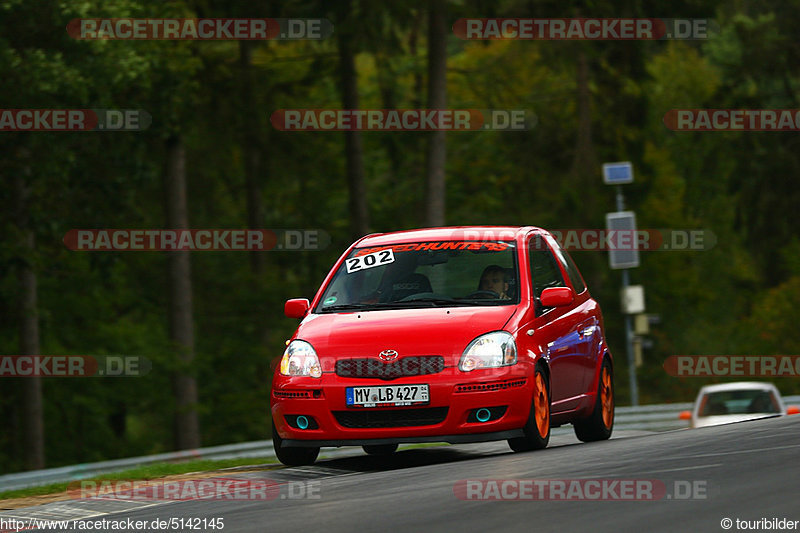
[606,211,640,269]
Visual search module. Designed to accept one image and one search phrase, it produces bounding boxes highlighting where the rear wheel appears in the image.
[272,421,320,466]
[362,443,398,456]
[573,358,614,442]
[508,367,550,452]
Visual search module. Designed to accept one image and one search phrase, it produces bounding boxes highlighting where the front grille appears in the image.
[454,379,527,393]
[333,407,449,428]
[273,390,312,399]
[335,356,445,380]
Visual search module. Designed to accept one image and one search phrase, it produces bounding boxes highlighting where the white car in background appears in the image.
[679,382,799,429]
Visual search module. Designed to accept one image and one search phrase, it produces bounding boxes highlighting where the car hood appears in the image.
[693,413,782,428]
[295,306,517,364]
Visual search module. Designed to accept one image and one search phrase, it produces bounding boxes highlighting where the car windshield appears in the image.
[316,241,518,312]
[698,389,780,416]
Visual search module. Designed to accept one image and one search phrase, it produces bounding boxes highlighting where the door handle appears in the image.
[577,319,597,338]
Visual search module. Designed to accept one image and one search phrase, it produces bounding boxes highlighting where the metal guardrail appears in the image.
[2,397,798,494]
[0,441,277,494]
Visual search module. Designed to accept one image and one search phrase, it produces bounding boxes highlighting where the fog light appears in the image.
[296,415,310,429]
[476,408,491,422]
[467,406,507,423]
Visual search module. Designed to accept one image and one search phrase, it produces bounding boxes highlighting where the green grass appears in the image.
[0,456,279,502]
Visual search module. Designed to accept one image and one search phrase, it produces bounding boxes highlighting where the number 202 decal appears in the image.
[346,249,395,273]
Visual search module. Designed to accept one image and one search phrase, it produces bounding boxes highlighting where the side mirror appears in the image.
[786,405,800,415]
[678,410,692,420]
[285,298,310,319]
[540,287,574,307]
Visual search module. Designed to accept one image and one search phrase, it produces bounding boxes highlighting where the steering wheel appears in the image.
[466,290,500,299]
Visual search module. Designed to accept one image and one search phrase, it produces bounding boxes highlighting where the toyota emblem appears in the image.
[378,349,399,361]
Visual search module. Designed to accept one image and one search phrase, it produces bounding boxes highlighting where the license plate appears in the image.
[346,384,429,407]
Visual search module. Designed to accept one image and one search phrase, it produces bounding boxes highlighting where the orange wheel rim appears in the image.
[601,367,613,429]
[534,373,549,438]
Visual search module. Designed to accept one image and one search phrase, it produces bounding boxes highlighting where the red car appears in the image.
[271,226,614,465]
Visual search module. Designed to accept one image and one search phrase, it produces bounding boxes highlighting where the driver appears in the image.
[478,265,510,299]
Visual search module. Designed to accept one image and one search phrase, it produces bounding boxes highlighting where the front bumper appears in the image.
[271,365,533,446]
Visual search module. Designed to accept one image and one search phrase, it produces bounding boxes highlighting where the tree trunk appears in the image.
[239,41,266,275]
[409,9,424,111]
[337,15,370,239]
[164,136,201,450]
[239,41,274,348]
[14,166,45,470]
[570,50,597,220]
[376,51,401,188]
[425,0,447,226]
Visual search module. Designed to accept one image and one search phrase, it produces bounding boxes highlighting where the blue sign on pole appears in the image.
[603,161,634,185]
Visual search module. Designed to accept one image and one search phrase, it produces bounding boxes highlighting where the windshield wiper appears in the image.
[318,303,380,312]
[320,298,474,312]
[458,298,510,305]
[320,297,496,312]
[392,297,476,307]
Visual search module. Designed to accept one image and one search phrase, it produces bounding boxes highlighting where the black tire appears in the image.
[272,422,320,466]
[573,358,614,442]
[362,443,398,455]
[508,366,550,452]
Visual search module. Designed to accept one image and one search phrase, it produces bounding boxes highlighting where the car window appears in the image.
[316,241,519,311]
[554,246,587,294]
[528,235,566,314]
[415,253,515,298]
[698,390,780,416]
[321,264,383,305]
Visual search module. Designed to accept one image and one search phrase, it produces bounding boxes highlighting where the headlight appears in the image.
[280,340,322,378]
[459,331,517,371]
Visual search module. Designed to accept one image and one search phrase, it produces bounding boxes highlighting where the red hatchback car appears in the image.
[271,226,614,465]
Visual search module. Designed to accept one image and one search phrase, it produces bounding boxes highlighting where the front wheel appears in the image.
[272,421,320,466]
[573,358,614,442]
[508,367,550,452]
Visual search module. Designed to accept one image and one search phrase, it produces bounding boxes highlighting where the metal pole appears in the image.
[616,186,639,406]
[622,269,638,406]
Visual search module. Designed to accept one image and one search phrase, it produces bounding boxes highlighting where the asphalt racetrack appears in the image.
[7,415,800,533]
